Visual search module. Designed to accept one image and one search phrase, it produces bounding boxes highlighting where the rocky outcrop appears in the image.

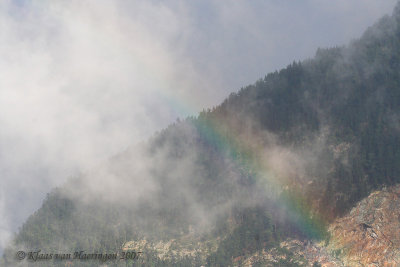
[121,236,219,263]
[120,185,400,266]
[326,185,400,266]
[242,185,400,267]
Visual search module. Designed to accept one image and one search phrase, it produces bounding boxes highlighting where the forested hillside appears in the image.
[2,3,400,267]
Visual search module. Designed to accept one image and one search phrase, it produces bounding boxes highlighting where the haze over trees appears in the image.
[2,2,400,267]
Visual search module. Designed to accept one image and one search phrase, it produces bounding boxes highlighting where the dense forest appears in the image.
[2,3,400,267]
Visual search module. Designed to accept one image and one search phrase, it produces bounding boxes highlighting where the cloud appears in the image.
[0,0,397,253]
[0,0,192,251]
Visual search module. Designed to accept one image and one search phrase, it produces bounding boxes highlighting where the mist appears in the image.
[0,0,398,254]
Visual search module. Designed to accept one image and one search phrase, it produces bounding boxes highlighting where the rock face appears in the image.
[240,185,400,267]
[119,185,400,266]
[327,185,400,267]
[121,237,219,263]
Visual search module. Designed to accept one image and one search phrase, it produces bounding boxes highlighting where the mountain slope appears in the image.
[327,185,400,266]
[2,3,400,267]
[230,185,400,266]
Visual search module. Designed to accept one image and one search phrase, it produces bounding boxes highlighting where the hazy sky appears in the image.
[0,0,398,253]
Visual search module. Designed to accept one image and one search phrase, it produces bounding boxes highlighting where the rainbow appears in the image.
[159,88,327,240]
